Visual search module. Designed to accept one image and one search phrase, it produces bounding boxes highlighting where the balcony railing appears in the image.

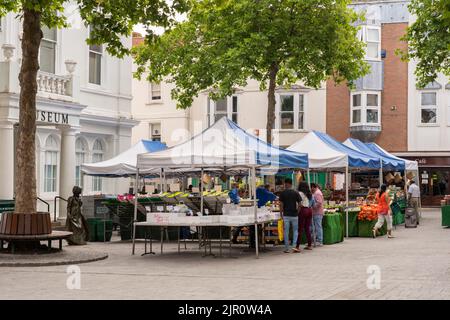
[37,71,72,97]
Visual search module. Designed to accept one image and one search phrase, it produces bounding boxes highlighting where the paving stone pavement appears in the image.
[0,208,449,300]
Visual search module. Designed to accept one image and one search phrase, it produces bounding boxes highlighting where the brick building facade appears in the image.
[326,2,409,153]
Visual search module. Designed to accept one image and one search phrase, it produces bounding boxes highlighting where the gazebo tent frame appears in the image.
[288,131,382,238]
[134,117,309,258]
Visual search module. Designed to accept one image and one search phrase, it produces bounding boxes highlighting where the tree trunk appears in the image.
[14,9,42,214]
[266,63,278,144]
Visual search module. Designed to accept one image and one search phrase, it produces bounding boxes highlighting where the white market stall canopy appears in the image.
[365,142,418,171]
[343,138,405,171]
[137,117,309,171]
[287,131,381,170]
[81,140,167,177]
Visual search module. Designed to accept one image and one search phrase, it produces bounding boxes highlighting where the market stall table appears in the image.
[322,213,343,245]
[133,218,277,257]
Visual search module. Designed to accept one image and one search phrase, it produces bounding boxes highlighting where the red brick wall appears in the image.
[326,80,350,142]
[376,23,408,152]
[326,23,408,152]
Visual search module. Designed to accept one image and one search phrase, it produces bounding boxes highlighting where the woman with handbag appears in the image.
[293,182,313,253]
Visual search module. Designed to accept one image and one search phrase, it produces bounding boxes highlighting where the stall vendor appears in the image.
[256,184,277,208]
[228,183,240,204]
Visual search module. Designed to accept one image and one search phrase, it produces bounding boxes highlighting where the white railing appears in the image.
[37,71,72,97]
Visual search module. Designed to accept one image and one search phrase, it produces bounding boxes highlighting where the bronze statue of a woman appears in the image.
[66,186,89,245]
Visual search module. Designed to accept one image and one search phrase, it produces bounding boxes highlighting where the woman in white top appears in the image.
[294,182,313,252]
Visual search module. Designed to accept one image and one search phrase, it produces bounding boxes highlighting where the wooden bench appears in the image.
[0,231,72,253]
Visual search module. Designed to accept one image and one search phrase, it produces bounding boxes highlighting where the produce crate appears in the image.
[441,206,450,227]
[358,220,387,237]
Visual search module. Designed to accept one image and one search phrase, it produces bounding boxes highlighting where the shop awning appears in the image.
[343,138,405,171]
[287,131,380,170]
[81,140,167,177]
[137,117,308,171]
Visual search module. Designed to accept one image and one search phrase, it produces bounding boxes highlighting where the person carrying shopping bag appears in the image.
[294,182,313,253]
[373,184,395,238]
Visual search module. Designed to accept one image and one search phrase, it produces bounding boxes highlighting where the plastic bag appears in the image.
[277,219,284,241]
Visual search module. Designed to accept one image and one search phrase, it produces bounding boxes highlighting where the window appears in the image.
[75,138,87,188]
[88,27,102,85]
[280,95,294,129]
[44,136,58,193]
[150,123,161,141]
[420,92,437,124]
[150,82,161,100]
[276,94,305,130]
[366,27,380,60]
[351,92,381,125]
[92,140,104,192]
[366,93,379,123]
[207,96,238,126]
[232,96,238,123]
[40,27,56,73]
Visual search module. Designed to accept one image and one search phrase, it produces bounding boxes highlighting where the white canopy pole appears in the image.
[345,165,349,238]
[252,166,259,258]
[308,169,316,247]
[379,158,383,187]
[163,169,166,192]
[404,169,408,195]
[200,168,204,214]
[159,168,163,193]
[132,168,139,255]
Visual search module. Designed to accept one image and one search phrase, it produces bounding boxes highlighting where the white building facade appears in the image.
[0,6,137,218]
[399,60,450,206]
[132,35,326,148]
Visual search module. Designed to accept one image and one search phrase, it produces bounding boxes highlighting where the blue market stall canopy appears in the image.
[81,140,167,177]
[365,142,418,171]
[343,138,405,171]
[137,117,308,171]
[288,131,381,169]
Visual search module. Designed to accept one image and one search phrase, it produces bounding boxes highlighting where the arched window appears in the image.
[44,135,59,192]
[75,138,87,188]
[92,139,104,192]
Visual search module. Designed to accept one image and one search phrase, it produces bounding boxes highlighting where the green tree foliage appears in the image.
[400,0,450,88]
[0,0,187,214]
[134,0,369,143]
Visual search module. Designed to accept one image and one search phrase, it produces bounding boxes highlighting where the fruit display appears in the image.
[365,188,378,204]
[357,204,379,221]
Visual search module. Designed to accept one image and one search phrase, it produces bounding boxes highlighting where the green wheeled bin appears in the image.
[96,219,113,242]
[86,217,101,242]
